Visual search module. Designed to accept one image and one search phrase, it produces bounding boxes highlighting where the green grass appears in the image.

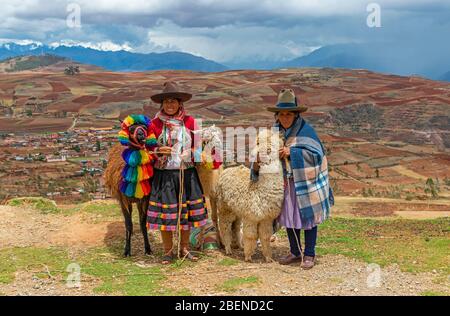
[81,202,121,217]
[6,198,122,220]
[0,245,187,296]
[317,217,450,275]
[7,197,59,214]
[218,276,260,293]
[79,246,195,296]
[218,258,240,267]
[0,247,70,284]
[55,201,123,222]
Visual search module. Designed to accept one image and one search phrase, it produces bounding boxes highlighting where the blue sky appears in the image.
[1,0,449,65]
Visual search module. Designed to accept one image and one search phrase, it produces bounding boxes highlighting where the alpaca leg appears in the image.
[242,222,258,262]
[259,220,274,263]
[138,197,152,255]
[120,199,133,257]
[231,217,243,250]
[218,211,234,255]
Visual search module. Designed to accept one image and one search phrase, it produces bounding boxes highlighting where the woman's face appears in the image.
[277,111,297,129]
[162,98,181,116]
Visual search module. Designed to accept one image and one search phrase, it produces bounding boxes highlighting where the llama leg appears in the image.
[218,211,234,255]
[242,222,258,262]
[120,199,133,257]
[232,217,243,250]
[209,196,222,247]
[138,198,152,255]
[259,220,274,263]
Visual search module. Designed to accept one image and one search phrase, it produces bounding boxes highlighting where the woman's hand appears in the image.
[157,146,173,155]
[279,146,290,159]
[251,152,262,171]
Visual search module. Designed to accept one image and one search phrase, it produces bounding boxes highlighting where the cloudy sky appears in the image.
[1,0,449,65]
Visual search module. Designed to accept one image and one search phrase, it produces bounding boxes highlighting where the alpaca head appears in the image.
[253,128,284,175]
[193,125,223,165]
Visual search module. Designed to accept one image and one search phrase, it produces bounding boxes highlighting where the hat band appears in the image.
[276,102,298,109]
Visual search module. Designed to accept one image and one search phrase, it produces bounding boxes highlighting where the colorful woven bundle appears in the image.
[189,219,219,251]
[118,114,157,147]
[120,148,154,198]
[117,114,156,199]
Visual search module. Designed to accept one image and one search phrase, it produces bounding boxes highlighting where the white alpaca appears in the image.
[215,129,285,262]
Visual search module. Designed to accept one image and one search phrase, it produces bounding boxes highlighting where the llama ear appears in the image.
[119,119,124,124]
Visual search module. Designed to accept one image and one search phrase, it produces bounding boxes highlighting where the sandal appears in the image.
[180,251,199,262]
[161,254,175,265]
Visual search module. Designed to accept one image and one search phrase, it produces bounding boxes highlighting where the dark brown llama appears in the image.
[104,120,153,257]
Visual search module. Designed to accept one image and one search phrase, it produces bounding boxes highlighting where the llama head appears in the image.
[118,115,156,149]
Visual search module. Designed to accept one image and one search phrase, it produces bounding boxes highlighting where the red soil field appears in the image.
[49,82,70,93]
[72,95,98,104]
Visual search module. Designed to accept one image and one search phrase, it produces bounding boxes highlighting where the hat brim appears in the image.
[151,92,192,103]
[267,105,308,113]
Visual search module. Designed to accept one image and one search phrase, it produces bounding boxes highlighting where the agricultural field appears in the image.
[1,66,449,202]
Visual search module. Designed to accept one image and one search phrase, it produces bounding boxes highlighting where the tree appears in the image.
[424,178,439,199]
[83,175,99,194]
[64,65,80,76]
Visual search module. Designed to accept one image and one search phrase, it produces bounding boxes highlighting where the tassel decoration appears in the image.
[118,114,156,199]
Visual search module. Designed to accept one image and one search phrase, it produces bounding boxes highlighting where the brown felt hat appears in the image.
[151,81,192,103]
[267,88,308,113]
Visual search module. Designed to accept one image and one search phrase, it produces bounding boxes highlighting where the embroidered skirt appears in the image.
[146,167,208,231]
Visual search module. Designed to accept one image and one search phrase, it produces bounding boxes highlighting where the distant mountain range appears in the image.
[0,43,228,72]
[440,71,450,82]
[282,43,450,82]
[1,42,449,81]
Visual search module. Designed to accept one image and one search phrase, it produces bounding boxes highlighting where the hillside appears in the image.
[0,67,448,145]
[0,67,449,204]
[0,54,104,73]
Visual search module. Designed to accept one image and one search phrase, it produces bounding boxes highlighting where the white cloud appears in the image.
[0,0,449,64]
[49,40,133,51]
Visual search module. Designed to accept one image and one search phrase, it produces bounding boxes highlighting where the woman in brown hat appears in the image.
[254,88,334,269]
[146,82,209,264]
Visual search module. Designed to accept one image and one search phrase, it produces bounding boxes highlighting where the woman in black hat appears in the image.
[262,88,333,270]
[146,82,208,264]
